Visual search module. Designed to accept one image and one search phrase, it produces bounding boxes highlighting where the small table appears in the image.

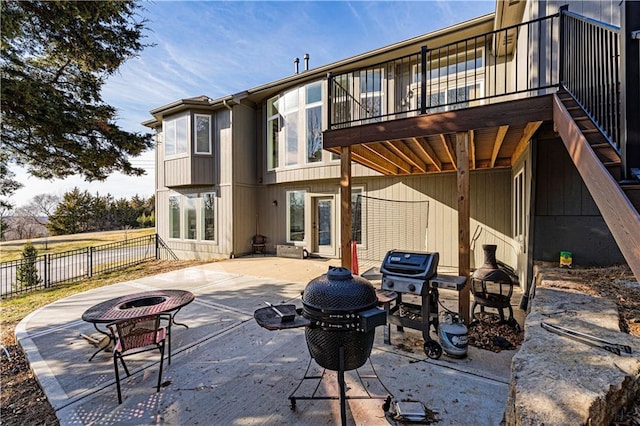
[82,289,195,362]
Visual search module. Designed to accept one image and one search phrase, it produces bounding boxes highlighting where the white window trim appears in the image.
[266,96,280,171]
[194,114,212,155]
[164,114,190,159]
[286,189,307,244]
[351,186,366,249]
[513,168,526,247]
[167,191,218,244]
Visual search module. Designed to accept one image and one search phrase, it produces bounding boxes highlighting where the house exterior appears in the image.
[143,0,640,306]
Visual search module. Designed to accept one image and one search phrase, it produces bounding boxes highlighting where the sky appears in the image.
[10,0,495,208]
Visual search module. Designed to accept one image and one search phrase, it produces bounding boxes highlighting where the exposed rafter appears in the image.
[512,121,543,162]
[491,125,509,167]
[440,134,457,169]
[411,137,442,171]
[364,142,412,174]
[385,140,428,173]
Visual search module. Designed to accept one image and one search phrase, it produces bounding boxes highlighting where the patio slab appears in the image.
[16,256,517,425]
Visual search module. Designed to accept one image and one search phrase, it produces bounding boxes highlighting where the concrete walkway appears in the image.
[16,256,518,425]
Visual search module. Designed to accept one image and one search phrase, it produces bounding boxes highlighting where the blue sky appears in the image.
[11,0,495,207]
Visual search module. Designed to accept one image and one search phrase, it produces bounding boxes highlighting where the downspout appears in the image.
[223,98,234,258]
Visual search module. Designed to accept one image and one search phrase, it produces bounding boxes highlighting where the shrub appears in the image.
[16,242,42,290]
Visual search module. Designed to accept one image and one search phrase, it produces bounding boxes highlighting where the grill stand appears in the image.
[288,348,392,426]
[381,288,443,359]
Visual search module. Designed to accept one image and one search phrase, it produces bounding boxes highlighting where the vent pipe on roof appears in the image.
[304,53,309,71]
[294,57,299,74]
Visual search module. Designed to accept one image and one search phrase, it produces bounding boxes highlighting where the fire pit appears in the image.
[471,244,515,322]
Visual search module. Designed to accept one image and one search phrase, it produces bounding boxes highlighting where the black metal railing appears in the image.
[328,13,561,129]
[0,234,177,298]
[561,9,621,151]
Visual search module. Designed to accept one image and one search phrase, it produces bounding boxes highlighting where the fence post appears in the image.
[420,45,428,115]
[44,254,49,288]
[558,5,568,87]
[155,234,160,259]
[88,247,93,278]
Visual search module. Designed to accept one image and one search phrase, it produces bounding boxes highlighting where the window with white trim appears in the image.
[194,114,212,154]
[352,188,364,245]
[287,190,306,242]
[306,82,323,163]
[513,168,526,245]
[266,81,324,170]
[168,192,217,242]
[164,115,188,157]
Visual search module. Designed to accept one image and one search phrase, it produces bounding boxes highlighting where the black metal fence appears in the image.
[0,234,177,298]
[561,9,621,151]
[328,13,561,129]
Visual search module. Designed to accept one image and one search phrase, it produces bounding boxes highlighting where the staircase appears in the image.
[553,90,640,280]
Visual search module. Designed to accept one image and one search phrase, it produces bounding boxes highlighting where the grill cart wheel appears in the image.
[424,340,443,359]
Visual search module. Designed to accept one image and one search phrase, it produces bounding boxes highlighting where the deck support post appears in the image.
[340,146,352,270]
[456,131,471,324]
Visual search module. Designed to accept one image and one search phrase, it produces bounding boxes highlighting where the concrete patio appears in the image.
[16,256,519,425]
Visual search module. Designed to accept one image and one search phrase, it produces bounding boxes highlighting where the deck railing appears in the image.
[328,13,561,130]
[328,10,622,156]
[0,234,178,298]
[561,9,621,151]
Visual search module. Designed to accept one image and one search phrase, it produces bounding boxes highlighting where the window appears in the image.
[195,114,212,154]
[287,191,305,242]
[266,81,324,170]
[306,82,323,163]
[168,192,217,242]
[513,168,525,244]
[184,195,197,240]
[165,115,188,157]
[202,193,215,241]
[360,68,383,120]
[169,196,181,238]
[267,97,280,170]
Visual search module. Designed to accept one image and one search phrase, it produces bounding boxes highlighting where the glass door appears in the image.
[312,196,335,257]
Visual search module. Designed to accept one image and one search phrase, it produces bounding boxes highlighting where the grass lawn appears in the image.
[0,228,155,262]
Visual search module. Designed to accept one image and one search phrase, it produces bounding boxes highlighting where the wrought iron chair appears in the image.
[108,315,167,404]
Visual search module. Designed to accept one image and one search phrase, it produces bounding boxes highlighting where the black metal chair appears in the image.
[108,315,167,404]
[252,234,267,255]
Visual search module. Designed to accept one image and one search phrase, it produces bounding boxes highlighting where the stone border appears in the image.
[504,267,640,425]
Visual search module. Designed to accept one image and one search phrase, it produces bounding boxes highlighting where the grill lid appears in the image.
[380,250,439,280]
[302,267,377,312]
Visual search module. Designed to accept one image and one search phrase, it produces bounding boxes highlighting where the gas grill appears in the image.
[380,250,467,359]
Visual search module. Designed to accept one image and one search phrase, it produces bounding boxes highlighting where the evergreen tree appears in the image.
[47,188,94,235]
[16,241,42,289]
[1,1,153,184]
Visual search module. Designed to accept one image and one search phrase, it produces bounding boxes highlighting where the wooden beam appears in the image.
[456,131,471,324]
[352,145,399,175]
[411,137,442,171]
[340,146,352,270]
[440,134,457,169]
[491,125,509,167]
[553,95,640,281]
[512,121,543,163]
[470,130,476,170]
[363,142,413,174]
[385,140,428,173]
[323,94,554,149]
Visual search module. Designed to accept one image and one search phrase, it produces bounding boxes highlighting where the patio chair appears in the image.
[108,315,167,404]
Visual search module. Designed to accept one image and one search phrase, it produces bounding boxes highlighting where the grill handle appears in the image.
[358,308,387,332]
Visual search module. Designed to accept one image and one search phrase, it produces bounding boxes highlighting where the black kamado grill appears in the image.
[254,267,388,425]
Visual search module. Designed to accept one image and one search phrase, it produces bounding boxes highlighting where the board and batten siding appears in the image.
[231,103,260,256]
[255,169,514,270]
[533,135,625,266]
